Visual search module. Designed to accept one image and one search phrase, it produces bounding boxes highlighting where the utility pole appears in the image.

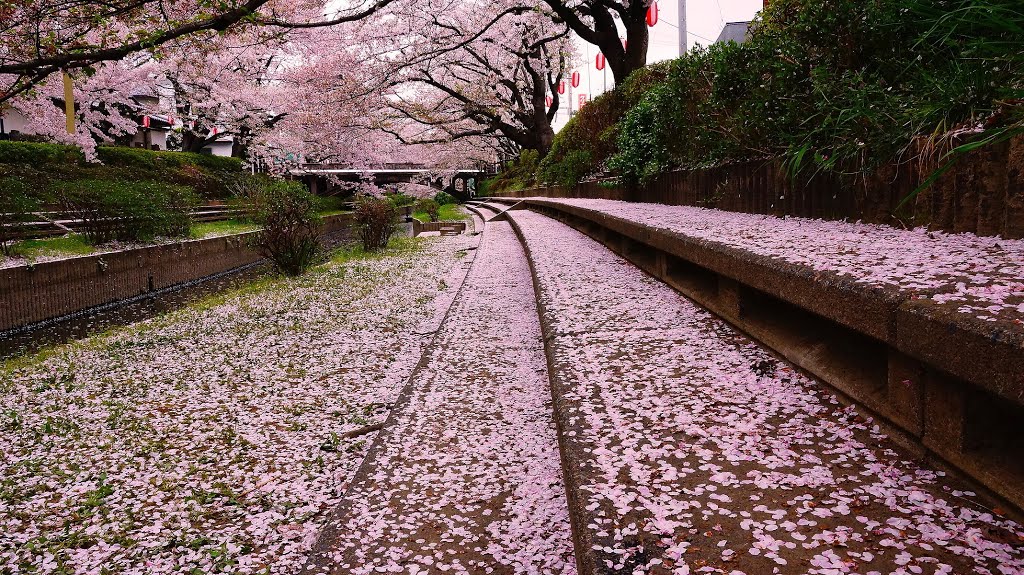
[678,0,686,56]
[63,72,75,133]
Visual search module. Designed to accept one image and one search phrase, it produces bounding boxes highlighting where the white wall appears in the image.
[0,108,30,134]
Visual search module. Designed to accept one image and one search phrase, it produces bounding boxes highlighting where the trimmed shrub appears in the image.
[56,180,198,244]
[354,196,398,251]
[433,191,457,205]
[0,141,83,165]
[0,141,244,200]
[0,177,42,255]
[236,179,321,276]
[415,198,441,222]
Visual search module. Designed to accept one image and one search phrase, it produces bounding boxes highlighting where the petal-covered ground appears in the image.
[523,198,1024,324]
[302,218,576,575]
[507,208,1024,575]
[0,234,476,574]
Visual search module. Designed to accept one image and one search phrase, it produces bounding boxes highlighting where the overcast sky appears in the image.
[556,0,763,128]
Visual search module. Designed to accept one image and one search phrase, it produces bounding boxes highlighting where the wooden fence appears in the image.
[497,135,1024,238]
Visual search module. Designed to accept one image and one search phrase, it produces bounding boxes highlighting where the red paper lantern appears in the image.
[142,115,150,128]
[596,53,605,70]
[557,81,565,95]
[646,2,658,27]
[571,71,581,88]
[545,96,553,107]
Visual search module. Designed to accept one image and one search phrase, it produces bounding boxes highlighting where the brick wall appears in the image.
[0,213,353,332]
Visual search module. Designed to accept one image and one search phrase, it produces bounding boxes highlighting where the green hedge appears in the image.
[0,141,243,199]
[56,179,198,244]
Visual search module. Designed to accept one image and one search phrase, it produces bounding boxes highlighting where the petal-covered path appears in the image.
[300,215,576,575]
[0,236,477,574]
[505,208,1024,575]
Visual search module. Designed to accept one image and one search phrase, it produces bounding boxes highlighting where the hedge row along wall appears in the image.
[499,136,1024,239]
[0,214,353,333]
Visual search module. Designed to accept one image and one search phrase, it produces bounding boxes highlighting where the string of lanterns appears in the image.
[548,1,658,111]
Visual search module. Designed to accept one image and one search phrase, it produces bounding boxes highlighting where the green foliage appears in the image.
[483,150,540,194]
[316,194,350,215]
[56,180,198,244]
[433,191,457,206]
[414,198,440,222]
[0,141,83,165]
[528,0,1024,186]
[354,196,399,251]
[0,177,42,255]
[386,192,417,208]
[0,141,244,200]
[235,180,322,276]
[538,63,670,186]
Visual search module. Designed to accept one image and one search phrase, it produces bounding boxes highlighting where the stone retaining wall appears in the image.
[0,214,353,333]
[496,135,1024,238]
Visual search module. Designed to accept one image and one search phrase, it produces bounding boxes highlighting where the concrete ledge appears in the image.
[497,197,1024,513]
[412,218,467,236]
[0,213,353,333]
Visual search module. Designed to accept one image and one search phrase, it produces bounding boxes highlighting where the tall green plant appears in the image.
[237,180,322,276]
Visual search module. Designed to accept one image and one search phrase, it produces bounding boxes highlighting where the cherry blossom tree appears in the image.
[539,0,652,84]
[376,3,576,158]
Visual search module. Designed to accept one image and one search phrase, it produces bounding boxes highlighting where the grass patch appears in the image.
[7,234,94,259]
[190,219,260,239]
[330,236,423,265]
[413,204,467,222]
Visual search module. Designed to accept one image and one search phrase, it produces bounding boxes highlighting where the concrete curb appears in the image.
[501,200,1024,520]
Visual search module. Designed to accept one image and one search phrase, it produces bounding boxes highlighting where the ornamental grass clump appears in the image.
[354,196,398,251]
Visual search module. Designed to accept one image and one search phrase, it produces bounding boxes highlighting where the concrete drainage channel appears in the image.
[484,197,1024,518]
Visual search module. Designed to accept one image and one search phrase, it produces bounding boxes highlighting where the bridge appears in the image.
[293,163,492,201]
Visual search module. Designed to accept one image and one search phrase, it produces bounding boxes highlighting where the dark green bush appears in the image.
[0,177,42,255]
[56,180,198,244]
[415,198,441,222]
[433,191,457,205]
[482,150,540,195]
[552,0,1024,185]
[236,179,321,276]
[0,141,244,200]
[354,197,398,251]
[0,141,84,165]
[538,63,670,186]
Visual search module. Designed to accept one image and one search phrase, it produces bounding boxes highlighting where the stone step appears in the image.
[505,208,1024,575]
[493,196,1024,515]
[300,219,576,575]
